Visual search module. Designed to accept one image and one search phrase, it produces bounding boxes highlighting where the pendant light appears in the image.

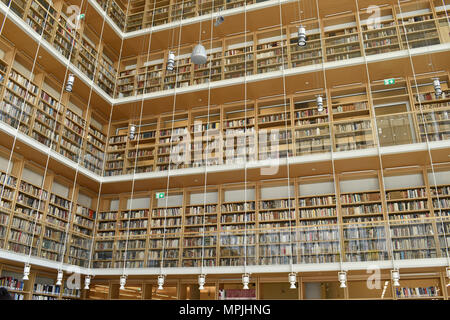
[242,273,250,290]
[338,271,347,288]
[298,25,306,46]
[214,15,224,27]
[167,51,175,71]
[23,263,31,280]
[317,95,324,112]
[192,43,208,65]
[129,124,136,140]
[391,269,400,287]
[119,275,127,290]
[288,272,297,289]
[198,274,206,290]
[56,269,63,286]
[157,274,165,290]
[433,78,442,98]
[84,275,91,290]
[65,74,75,92]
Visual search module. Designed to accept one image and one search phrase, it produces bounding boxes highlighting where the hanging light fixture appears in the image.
[23,263,30,281]
[391,269,400,287]
[129,124,136,140]
[214,15,224,27]
[84,275,91,290]
[338,271,347,288]
[288,272,297,289]
[298,25,306,46]
[56,269,63,286]
[242,273,250,290]
[167,51,175,71]
[433,78,442,98]
[317,95,324,112]
[198,274,206,290]
[119,275,127,290]
[157,274,165,290]
[65,74,75,92]
[191,43,208,65]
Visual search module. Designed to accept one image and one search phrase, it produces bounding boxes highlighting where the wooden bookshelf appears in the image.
[288,21,323,68]
[323,13,362,62]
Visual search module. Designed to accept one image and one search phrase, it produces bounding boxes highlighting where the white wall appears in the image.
[299,181,335,196]
[189,192,218,205]
[224,188,255,202]
[127,197,150,210]
[157,194,183,207]
[21,167,43,186]
[78,193,92,208]
[340,177,379,193]
[260,185,294,199]
[51,181,69,198]
[384,173,424,189]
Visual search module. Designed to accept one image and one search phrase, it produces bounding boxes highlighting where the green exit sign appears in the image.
[155,192,165,199]
[384,78,395,85]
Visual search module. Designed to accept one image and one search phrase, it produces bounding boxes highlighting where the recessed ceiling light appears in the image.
[305,81,309,85]
[198,98,202,102]
[38,56,41,59]
[312,168,316,171]
[202,30,206,34]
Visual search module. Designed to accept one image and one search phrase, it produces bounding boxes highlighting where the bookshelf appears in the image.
[143,0,170,28]
[333,118,375,152]
[255,29,288,75]
[148,191,183,268]
[288,22,323,68]
[170,0,196,22]
[126,120,157,174]
[219,184,256,267]
[117,58,137,98]
[97,48,117,97]
[413,76,450,143]
[293,93,331,155]
[105,122,128,176]
[126,0,145,32]
[258,182,297,265]
[223,35,254,80]
[157,113,189,171]
[0,269,30,300]
[396,1,440,50]
[257,98,293,160]
[385,172,438,260]
[136,52,164,95]
[330,84,370,120]
[25,0,58,43]
[359,6,401,56]
[394,278,443,299]
[190,106,221,168]
[84,117,107,176]
[93,206,118,268]
[182,188,218,267]
[60,104,85,164]
[32,274,60,300]
[222,102,256,164]
[192,41,223,86]
[323,13,361,62]
[163,47,192,90]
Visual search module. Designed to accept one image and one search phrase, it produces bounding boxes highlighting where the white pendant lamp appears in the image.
[391,269,400,287]
[191,43,207,65]
[214,15,224,27]
[198,274,206,290]
[298,25,306,46]
[129,124,136,140]
[119,275,127,290]
[157,274,165,290]
[167,51,175,71]
[65,74,75,92]
[288,272,297,289]
[23,263,31,281]
[84,275,91,290]
[56,269,63,286]
[242,273,250,290]
[317,95,324,112]
[338,271,347,288]
[433,78,442,98]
